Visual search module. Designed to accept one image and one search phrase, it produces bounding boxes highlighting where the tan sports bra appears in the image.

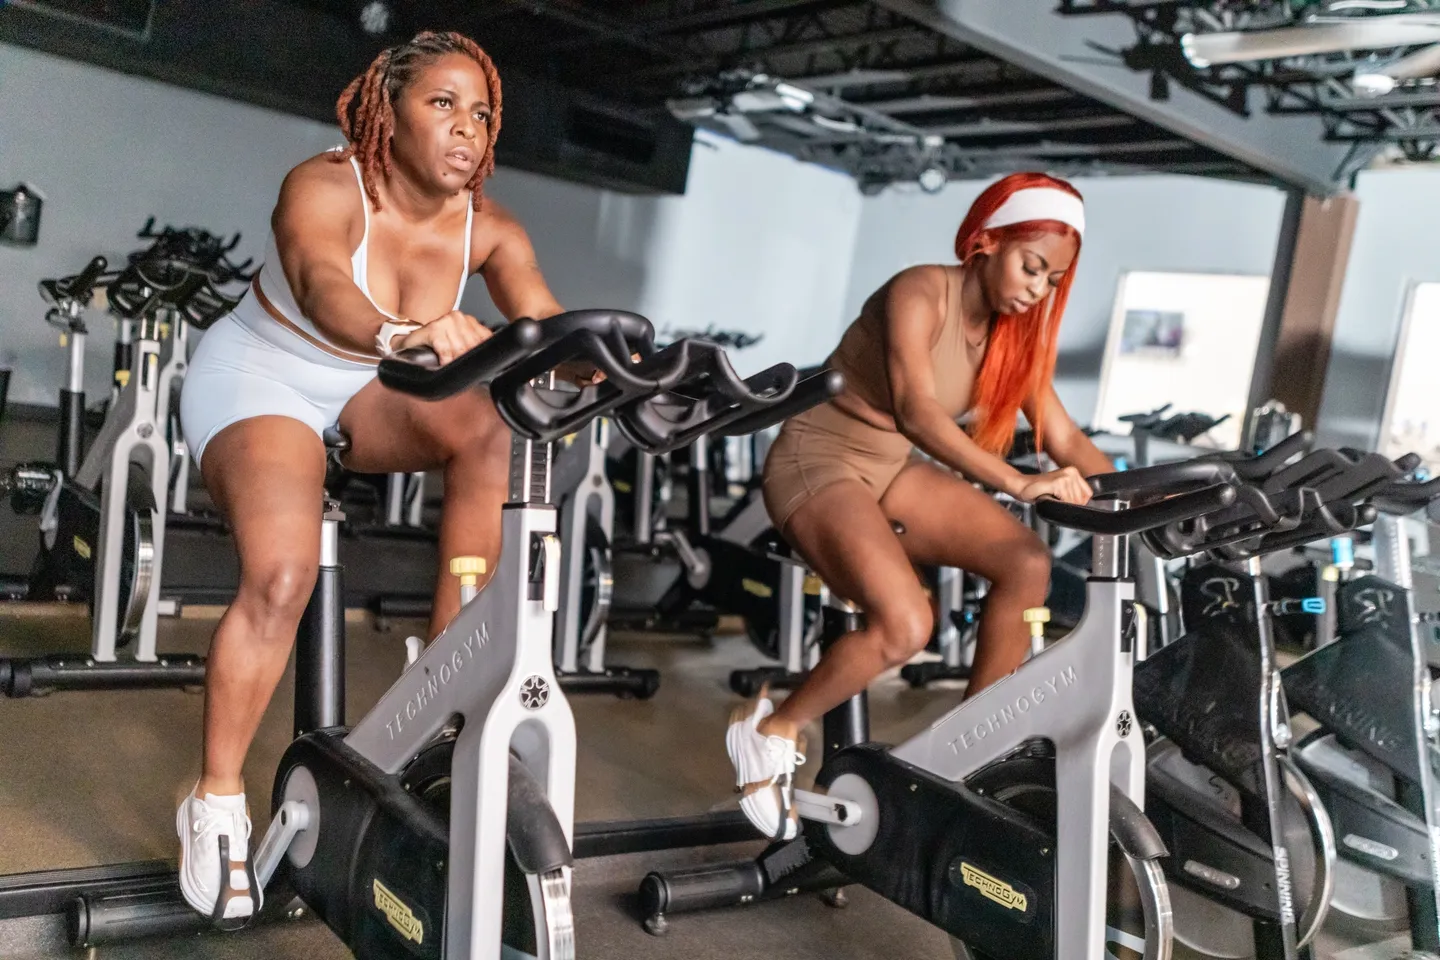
[827,266,983,432]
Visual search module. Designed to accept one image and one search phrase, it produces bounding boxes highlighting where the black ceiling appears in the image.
[7,0,1434,194]
[294,0,1255,187]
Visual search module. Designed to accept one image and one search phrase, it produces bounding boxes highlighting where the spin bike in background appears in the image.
[0,257,239,696]
[1282,478,1440,951]
[550,415,661,698]
[1136,439,1420,959]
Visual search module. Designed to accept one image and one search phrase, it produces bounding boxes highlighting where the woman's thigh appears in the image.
[878,460,1047,581]
[782,480,931,622]
[337,381,510,476]
[200,416,327,580]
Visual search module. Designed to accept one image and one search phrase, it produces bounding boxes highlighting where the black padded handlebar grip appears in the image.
[713,369,845,438]
[378,318,544,398]
[166,270,211,306]
[1372,474,1440,516]
[1036,483,1236,536]
[40,256,109,304]
[1089,460,1236,498]
[1222,431,1310,480]
[1222,503,1379,559]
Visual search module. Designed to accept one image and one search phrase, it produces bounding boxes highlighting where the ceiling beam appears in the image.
[870,0,1373,193]
[858,87,1075,113]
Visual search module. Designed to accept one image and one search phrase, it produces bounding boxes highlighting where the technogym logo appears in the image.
[373,878,425,944]
[960,863,1028,912]
[949,665,1079,752]
[385,623,491,739]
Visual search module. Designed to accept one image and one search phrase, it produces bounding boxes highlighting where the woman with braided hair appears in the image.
[175,32,566,925]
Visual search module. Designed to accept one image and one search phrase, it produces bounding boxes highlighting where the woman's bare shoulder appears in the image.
[886,264,948,298]
[279,152,361,202]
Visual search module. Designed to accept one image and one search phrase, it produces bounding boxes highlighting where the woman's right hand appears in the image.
[1017,466,1092,505]
[396,310,493,365]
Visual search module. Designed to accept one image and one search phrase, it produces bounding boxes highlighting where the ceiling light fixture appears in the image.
[359,1,392,36]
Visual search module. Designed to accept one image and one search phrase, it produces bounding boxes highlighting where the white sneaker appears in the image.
[176,785,260,929]
[726,697,806,840]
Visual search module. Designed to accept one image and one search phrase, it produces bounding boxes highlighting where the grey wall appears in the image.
[1315,167,1440,451]
[842,175,1289,423]
[0,44,339,406]
[1,45,858,408]
[473,131,861,380]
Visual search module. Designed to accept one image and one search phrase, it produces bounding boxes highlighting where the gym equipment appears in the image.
[65,310,841,957]
[643,457,1259,959]
[1120,403,1234,651]
[551,416,660,698]
[1134,439,1418,959]
[1282,478,1440,949]
[1,256,238,696]
[726,553,823,698]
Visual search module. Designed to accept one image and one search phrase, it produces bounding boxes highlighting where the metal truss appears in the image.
[1057,0,1439,162]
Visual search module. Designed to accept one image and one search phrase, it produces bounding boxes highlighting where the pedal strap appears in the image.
[210,833,259,931]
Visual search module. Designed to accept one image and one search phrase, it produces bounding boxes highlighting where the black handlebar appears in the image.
[134,217,254,284]
[1202,430,1310,480]
[1118,404,1229,443]
[106,263,213,320]
[39,256,111,307]
[378,309,839,453]
[1036,483,1237,536]
[715,368,845,439]
[1139,440,1422,559]
[1372,475,1440,517]
[380,318,546,397]
[1089,460,1236,499]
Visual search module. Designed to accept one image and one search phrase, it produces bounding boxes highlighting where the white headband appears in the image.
[983,187,1086,237]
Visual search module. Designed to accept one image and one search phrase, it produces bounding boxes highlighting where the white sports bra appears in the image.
[231,155,474,367]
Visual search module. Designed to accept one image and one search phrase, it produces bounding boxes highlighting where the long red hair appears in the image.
[956,173,1083,457]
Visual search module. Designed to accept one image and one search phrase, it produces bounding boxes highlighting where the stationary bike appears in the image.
[1135,440,1420,959]
[1,255,238,695]
[1282,479,1440,950]
[643,457,1262,959]
[550,415,660,697]
[210,311,835,960]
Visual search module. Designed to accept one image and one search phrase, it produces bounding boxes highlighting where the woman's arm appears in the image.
[884,268,1034,498]
[272,159,396,354]
[1024,382,1114,477]
[477,203,565,322]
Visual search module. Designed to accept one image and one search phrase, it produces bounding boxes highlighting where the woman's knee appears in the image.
[238,559,318,626]
[873,600,935,668]
[433,394,508,463]
[996,534,1052,595]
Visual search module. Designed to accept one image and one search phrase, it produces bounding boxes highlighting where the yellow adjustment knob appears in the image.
[115,370,131,388]
[1322,566,1341,583]
[449,556,487,586]
[1023,607,1051,639]
[803,574,824,596]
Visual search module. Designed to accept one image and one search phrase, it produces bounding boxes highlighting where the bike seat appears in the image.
[323,425,351,455]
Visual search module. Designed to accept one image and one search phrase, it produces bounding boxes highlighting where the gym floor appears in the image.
[0,614,1418,960]
[0,609,965,960]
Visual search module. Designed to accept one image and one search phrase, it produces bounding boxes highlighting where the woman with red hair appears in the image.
[727,173,1114,840]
